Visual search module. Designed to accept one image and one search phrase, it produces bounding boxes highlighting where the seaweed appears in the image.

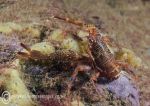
[0,34,22,64]
[97,72,139,106]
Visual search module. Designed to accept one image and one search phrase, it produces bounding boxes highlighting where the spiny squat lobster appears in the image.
[17,15,137,106]
[53,15,134,81]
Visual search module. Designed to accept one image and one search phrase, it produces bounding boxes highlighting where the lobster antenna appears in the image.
[53,15,97,36]
[20,43,31,52]
[54,15,84,27]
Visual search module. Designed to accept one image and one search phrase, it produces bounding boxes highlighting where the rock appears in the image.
[0,22,22,34]
[30,42,55,56]
[115,48,142,68]
[96,71,139,106]
[48,29,80,53]
[71,100,84,106]
[0,34,22,64]
[0,68,37,106]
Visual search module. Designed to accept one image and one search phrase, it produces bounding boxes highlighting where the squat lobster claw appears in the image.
[18,43,48,60]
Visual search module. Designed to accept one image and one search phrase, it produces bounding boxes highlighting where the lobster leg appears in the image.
[90,72,104,101]
[90,72,100,81]
[66,65,91,106]
[116,61,138,81]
